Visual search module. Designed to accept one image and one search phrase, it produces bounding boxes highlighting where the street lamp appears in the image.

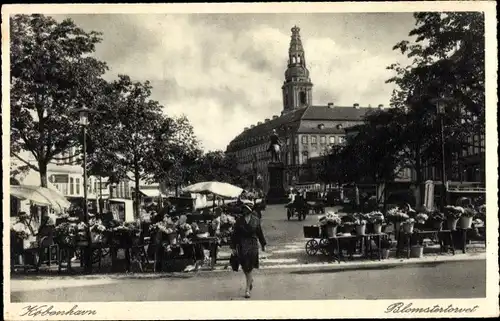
[75,106,92,273]
[435,99,448,209]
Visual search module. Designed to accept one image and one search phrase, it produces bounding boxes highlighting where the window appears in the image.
[338,136,345,144]
[286,137,290,146]
[70,178,74,195]
[287,152,291,165]
[76,178,81,195]
[297,55,301,63]
[294,136,298,144]
[294,154,299,165]
[311,136,317,144]
[301,135,308,144]
[329,136,335,144]
[300,92,307,104]
[320,136,326,144]
[303,154,308,163]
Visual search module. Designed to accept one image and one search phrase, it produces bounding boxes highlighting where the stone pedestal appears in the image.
[266,162,287,204]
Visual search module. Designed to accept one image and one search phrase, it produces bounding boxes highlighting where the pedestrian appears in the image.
[231,204,267,298]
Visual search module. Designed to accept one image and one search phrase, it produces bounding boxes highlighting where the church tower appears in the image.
[282,26,313,114]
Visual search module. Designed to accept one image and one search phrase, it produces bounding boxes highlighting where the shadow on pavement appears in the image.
[289,261,446,275]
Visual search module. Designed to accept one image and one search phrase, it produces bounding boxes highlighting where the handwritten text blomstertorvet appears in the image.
[20,305,97,317]
[385,302,479,314]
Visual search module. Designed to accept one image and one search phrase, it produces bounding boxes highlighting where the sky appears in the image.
[56,13,416,152]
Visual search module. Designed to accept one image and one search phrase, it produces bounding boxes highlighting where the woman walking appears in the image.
[231,205,267,298]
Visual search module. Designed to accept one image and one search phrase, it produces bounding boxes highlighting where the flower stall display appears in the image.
[150,216,177,244]
[415,213,429,227]
[460,207,476,229]
[386,207,409,233]
[75,222,89,245]
[402,218,416,234]
[55,222,78,247]
[319,212,341,237]
[212,213,236,245]
[429,211,445,230]
[11,222,35,249]
[340,214,357,234]
[367,211,385,234]
[353,213,368,236]
[89,220,107,244]
[110,221,142,248]
[444,205,464,230]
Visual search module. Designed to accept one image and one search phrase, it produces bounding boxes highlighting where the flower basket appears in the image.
[373,223,383,234]
[446,218,459,231]
[319,212,341,237]
[410,245,424,258]
[355,224,366,236]
[459,216,473,229]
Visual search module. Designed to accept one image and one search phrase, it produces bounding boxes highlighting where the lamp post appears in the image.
[436,99,447,209]
[75,106,92,273]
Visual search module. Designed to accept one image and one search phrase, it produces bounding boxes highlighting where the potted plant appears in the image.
[340,214,356,234]
[386,207,409,233]
[460,207,476,229]
[415,213,429,229]
[55,222,78,247]
[409,232,425,258]
[89,220,107,244]
[367,211,385,234]
[319,212,342,237]
[380,238,392,259]
[353,213,368,236]
[429,211,445,230]
[402,218,416,234]
[444,205,464,230]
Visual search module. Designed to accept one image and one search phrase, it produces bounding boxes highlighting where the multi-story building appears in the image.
[226,26,381,192]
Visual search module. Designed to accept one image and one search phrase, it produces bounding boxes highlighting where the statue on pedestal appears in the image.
[267,129,282,163]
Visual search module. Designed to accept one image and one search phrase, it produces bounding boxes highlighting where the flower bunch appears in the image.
[353,213,368,226]
[90,220,107,234]
[415,213,429,224]
[76,221,88,239]
[341,214,357,226]
[366,211,385,224]
[430,211,445,222]
[477,204,486,215]
[11,222,30,240]
[319,212,341,226]
[386,207,409,223]
[462,207,477,218]
[220,213,236,225]
[55,222,78,245]
[403,218,416,225]
[444,205,464,219]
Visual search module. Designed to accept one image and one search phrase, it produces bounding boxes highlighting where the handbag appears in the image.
[229,253,239,272]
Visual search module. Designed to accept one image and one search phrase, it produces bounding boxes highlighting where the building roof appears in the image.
[302,105,374,121]
[226,105,376,152]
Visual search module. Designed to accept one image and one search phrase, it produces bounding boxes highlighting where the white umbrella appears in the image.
[10,185,71,213]
[182,181,244,199]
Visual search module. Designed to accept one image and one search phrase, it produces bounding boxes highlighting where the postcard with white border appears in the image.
[2,1,499,320]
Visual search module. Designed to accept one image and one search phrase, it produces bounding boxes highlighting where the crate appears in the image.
[303,225,322,239]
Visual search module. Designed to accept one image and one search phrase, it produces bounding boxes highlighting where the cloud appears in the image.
[58,13,412,151]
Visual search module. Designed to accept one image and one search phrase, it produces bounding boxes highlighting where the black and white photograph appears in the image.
[2,2,498,320]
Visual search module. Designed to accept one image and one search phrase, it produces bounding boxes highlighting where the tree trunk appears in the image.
[415,146,424,209]
[134,157,140,220]
[38,161,48,188]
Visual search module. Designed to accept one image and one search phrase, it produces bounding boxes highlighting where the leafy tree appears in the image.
[149,116,203,196]
[100,75,164,217]
[386,12,485,204]
[10,14,107,187]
